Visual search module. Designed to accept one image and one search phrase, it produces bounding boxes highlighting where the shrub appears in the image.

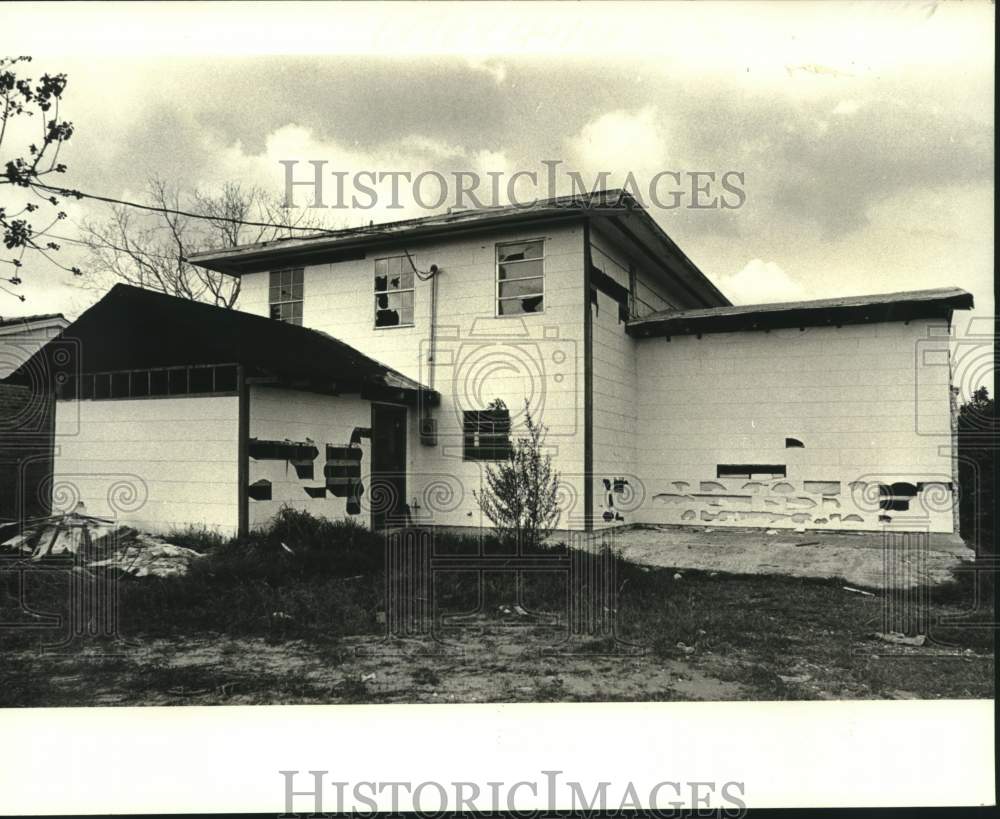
[474,400,561,550]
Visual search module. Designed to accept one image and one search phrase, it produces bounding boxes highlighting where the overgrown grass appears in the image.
[1,509,993,704]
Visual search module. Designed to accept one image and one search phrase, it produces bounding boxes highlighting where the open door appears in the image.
[371,403,407,530]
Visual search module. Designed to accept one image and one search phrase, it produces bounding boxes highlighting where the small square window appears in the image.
[214,365,238,393]
[463,404,512,461]
[93,374,111,400]
[189,367,214,394]
[149,370,169,396]
[168,368,188,395]
[111,372,130,398]
[131,371,149,398]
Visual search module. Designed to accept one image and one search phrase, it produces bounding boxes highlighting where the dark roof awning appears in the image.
[626,287,974,338]
[8,284,437,405]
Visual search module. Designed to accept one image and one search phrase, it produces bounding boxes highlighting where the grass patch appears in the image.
[1,510,993,704]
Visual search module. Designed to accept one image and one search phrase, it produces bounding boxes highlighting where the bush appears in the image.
[474,400,561,550]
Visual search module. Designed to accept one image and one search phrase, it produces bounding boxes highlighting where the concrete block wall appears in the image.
[633,319,957,532]
[587,225,688,530]
[248,385,372,530]
[52,395,241,534]
[238,221,588,529]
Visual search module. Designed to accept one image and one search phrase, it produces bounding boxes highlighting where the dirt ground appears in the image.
[4,605,992,708]
[609,525,974,589]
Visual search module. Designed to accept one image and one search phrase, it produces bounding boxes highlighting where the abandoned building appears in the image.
[6,192,973,537]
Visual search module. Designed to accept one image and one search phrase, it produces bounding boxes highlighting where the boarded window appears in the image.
[497,240,544,315]
[269,267,304,325]
[463,404,512,461]
[717,464,787,480]
[374,256,415,327]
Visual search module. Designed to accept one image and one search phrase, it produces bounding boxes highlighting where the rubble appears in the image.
[0,503,205,578]
[873,632,927,647]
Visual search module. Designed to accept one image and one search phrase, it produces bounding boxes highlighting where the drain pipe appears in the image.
[404,251,440,445]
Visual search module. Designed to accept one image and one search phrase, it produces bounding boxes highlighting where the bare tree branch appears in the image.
[79,177,334,308]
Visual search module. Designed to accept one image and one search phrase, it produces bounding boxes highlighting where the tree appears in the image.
[957,386,996,556]
[79,177,330,308]
[1,56,78,301]
[474,399,562,550]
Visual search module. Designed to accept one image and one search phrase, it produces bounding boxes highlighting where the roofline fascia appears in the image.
[626,292,974,338]
[187,208,589,276]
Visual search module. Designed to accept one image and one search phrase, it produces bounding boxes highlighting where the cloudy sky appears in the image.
[0,1,994,388]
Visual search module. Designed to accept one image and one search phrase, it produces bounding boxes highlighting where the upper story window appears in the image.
[269,268,304,325]
[374,256,414,328]
[496,240,544,316]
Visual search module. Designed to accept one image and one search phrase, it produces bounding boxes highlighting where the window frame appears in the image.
[462,407,513,462]
[268,267,305,326]
[495,238,545,318]
[373,254,416,330]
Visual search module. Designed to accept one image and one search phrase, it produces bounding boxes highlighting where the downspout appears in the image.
[404,251,439,429]
[428,263,438,394]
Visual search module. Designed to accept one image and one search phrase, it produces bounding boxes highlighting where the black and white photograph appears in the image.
[0,1,995,813]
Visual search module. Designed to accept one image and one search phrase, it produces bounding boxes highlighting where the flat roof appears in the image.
[626,287,974,337]
[187,189,730,309]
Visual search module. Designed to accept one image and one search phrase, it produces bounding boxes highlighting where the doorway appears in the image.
[371,403,407,530]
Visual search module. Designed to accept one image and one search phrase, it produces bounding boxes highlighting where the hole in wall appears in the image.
[785,438,804,448]
[248,479,272,501]
[879,482,918,512]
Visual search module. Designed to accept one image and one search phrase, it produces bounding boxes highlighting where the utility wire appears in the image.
[30,181,343,237]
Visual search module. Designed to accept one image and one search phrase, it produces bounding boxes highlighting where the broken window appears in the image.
[463,402,512,461]
[269,267,304,325]
[717,464,787,480]
[374,256,414,327]
[497,240,544,316]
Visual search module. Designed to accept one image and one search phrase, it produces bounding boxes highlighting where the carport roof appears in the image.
[626,287,974,338]
[10,284,437,404]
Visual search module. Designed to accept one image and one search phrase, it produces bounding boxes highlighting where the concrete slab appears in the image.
[601,525,975,589]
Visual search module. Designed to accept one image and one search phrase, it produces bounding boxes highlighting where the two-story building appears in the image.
[20,191,972,537]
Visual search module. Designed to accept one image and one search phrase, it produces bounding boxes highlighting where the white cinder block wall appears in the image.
[632,319,957,532]
[588,225,696,529]
[238,222,588,529]
[248,386,372,530]
[52,396,241,534]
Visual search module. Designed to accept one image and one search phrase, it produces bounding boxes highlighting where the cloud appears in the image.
[467,58,507,85]
[564,106,671,183]
[717,259,806,305]
[831,99,862,116]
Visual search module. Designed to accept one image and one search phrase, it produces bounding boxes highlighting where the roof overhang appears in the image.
[6,285,438,407]
[187,191,730,309]
[626,287,974,338]
[0,314,68,337]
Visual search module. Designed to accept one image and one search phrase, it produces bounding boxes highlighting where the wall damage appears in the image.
[648,475,955,531]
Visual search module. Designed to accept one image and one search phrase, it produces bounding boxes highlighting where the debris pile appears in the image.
[0,503,204,578]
